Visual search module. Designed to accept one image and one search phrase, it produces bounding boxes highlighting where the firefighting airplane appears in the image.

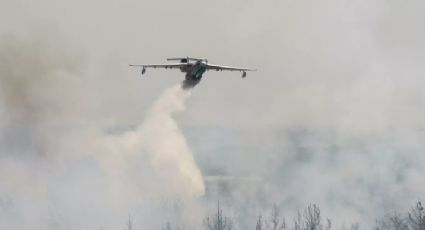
[130,57,256,88]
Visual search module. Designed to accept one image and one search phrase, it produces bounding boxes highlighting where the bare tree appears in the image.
[375,212,408,230]
[204,201,233,230]
[125,215,133,230]
[294,210,303,230]
[304,204,324,230]
[256,215,264,230]
[408,201,425,230]
[266,205,286,230]
[255,204,287,230]
[293,204,330,230]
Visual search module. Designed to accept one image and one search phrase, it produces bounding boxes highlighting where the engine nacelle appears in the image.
[242,71,247,78]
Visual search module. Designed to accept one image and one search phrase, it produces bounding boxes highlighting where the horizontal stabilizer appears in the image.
[167,57,204,62]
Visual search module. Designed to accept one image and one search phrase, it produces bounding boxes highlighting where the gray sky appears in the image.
[1,0,425,229]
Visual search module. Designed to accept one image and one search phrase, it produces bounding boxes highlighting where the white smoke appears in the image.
[3,0,425,228]
[0,37,204,230]
[93,84,205,200]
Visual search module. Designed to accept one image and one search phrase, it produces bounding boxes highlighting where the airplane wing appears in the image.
[205,64,256,72]
[129,63,188,69]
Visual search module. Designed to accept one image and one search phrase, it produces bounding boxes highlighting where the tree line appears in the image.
[123,200,425,230]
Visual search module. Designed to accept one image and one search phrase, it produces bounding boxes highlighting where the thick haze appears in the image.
[1,0,425,229]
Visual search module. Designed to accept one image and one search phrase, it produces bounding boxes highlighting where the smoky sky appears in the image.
[1,0,425,229]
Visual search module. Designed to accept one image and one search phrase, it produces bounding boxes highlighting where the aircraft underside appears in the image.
[182,65,206,88]
[182,74,202,89]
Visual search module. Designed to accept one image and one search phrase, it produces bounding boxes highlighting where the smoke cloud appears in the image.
[2,0,425,229]
[94,84,204,196]
[0,36,204,230]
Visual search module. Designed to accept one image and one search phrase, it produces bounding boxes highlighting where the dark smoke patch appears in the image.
[0,35,85,157]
